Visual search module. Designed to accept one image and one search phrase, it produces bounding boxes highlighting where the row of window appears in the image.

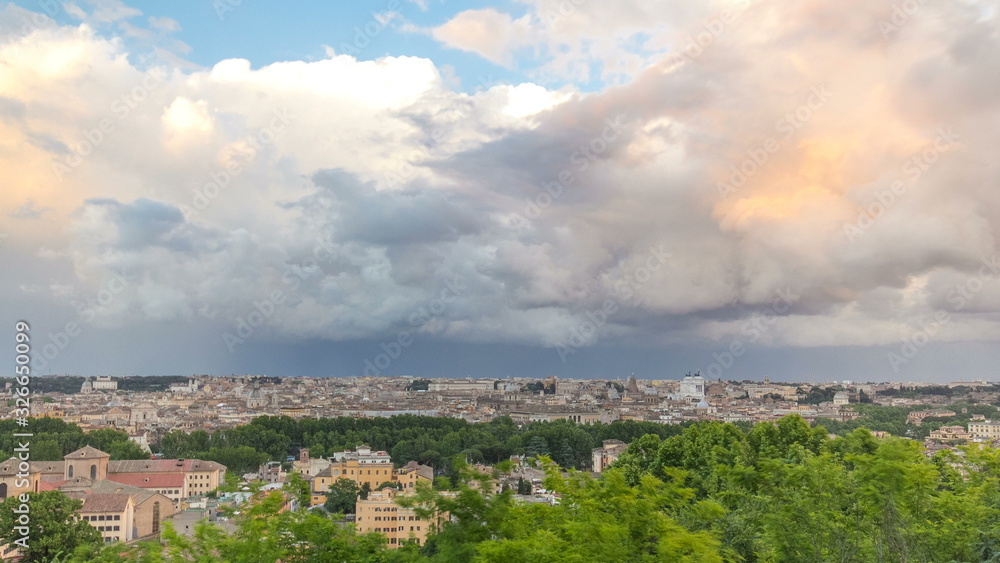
[370,516,416,521]
[331,469,390,476]
[372,526,421,532]
[83,515,121,521]
[158,489,181,495]
[96,525,120,532]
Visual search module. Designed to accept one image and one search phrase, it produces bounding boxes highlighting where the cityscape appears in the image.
[2,0,1000,560]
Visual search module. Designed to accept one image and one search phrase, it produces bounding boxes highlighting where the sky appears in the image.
[1,0,999,382]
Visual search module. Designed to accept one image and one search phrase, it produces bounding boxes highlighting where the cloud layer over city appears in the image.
[2,0,999,380]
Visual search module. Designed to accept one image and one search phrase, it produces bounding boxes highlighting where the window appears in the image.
[113,526,120,531]
[0,483,7,499]
[99,515,105,521]
[153,502,160,534]
[114,515,120,521]
[90,464,97,480]
[68,465,74,478]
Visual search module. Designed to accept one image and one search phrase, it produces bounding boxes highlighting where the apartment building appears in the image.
[968,420,1000,440]
[307,446,432,506]
[354,488,446,547]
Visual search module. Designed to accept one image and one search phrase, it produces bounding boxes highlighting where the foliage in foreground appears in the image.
[26,415,1000,562]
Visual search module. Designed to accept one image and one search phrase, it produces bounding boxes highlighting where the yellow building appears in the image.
[76,493,135,544]
[354,488,446,548]
[309,446,431,506]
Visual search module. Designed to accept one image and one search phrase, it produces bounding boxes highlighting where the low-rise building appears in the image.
[354,488,445,548]
[929,426,970,441]
[969,420,1000,441]
[308,447,432,506]
[592,439,627,473]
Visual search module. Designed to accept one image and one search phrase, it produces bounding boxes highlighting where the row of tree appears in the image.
[156,415,692,474]
[0,418,148,461]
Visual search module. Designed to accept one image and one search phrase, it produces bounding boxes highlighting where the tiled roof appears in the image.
[30,461,64,474]
[64,446,110,460]
[0,458,20,476]
[79,493,132,513]
[108,473,184,488]
[109,458,225,473]
[89,480,161,505]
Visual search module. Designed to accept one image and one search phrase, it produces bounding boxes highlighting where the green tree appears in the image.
[0,491,102,562]
[516,477,531,495]
[524,436,549,458]
[285,472,312,510]
[106,440,151,460]
[323,478,360,515]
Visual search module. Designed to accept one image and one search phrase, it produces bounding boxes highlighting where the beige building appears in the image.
[0,446,224,506]
[307,447,432,506]
[929,426,970,441]
[0,446,182,557]
[592,439,627,473]
[427,379,494,393]
[76,493,135,543]
[969,421,1000,440]
[354,488,445,548]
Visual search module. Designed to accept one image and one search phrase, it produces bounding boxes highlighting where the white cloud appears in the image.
[2,0,1000,364]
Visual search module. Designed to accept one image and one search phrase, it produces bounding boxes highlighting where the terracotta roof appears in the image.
[0,458,20,476]
[108,473,184,488]
[64,446,110,460]
[109,458,225,473]
[89,480,162,505]
[79,493,132,513]
[30,461,65,474]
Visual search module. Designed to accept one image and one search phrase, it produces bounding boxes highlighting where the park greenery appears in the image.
[155,415,693,475]
[0,418,149,462]
[23,413,1000,562]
